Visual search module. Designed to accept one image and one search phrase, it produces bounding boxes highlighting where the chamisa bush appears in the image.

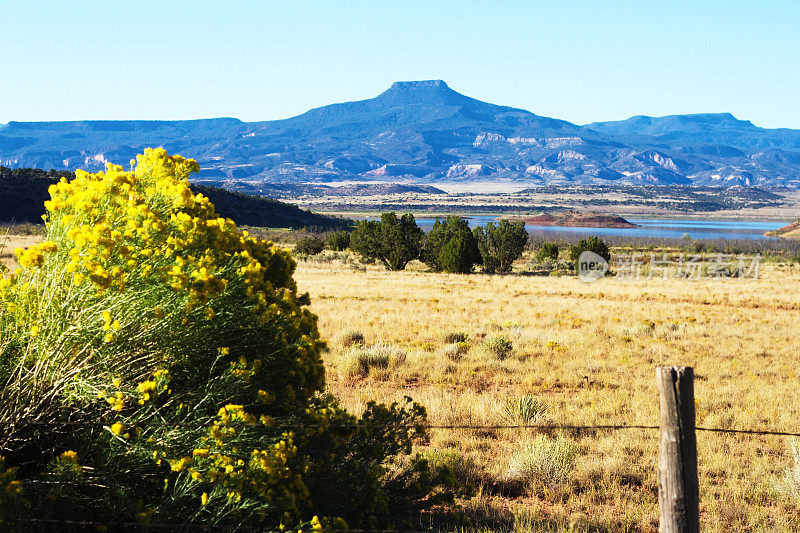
[0,149,455,529]
[504,435,577,489]
[485,335,513,359]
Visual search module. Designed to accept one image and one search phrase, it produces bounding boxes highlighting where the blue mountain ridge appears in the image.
[2,80,800,188]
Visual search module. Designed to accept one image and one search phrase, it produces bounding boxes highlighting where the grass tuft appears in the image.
[503,435,577,489]
[503,395,547,424]
[336,329,365,347]
[339,341,405,380]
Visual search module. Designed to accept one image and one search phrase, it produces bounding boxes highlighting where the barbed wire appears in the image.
[3,420,800,436]
[694,426,800,437]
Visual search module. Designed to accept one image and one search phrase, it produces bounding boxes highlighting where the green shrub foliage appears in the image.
[569,236,611,271]
[349,213,424,271]
[422,216,481,274]
[326,230,351,251]
[473,220,528,273]
[535,242,559,263]
[485,335,513,359]
[295,235,326,255]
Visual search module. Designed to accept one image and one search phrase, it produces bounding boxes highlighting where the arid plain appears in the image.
[294,253,800,532]
[4,231,800,531]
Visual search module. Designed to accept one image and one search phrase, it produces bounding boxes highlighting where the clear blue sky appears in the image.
[3,0,799,128]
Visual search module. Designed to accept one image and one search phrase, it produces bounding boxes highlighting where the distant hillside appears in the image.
[585,113,800,151]
[766,220,800,238]
[189,185,350,229]
[191,181,447,198]
[0,168,71,223]
[505,211,637,228]
[3,80,800,188]
[0,167,349,229]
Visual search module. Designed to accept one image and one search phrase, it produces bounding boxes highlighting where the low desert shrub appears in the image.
[337,329,365,347]
[441,341,470,362]
[633,320,656,337]
[443,331,469,344]
[0,222,46,236]
[340,342,406,379]
[425,448,483,491]
[539,257,557,271]
[504,435,577,488]
[485,335,513,359]
[780,438,800,503]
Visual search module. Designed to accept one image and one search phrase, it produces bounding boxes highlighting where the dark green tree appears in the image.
[350,212,424,270]
[326,230,351,251]
[422,216,481,274]
[295,235,325,255]
[535,242,559,263]
[569,236,611,271]
[473,220,528,273]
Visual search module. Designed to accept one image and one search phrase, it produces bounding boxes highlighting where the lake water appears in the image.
[413,216,788,240]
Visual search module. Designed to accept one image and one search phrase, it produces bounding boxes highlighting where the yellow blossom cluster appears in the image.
[136,368,170,404]
[52,450,84,479]
[12,148,303,327]
[229,356,262,383]
[149,403,308,521]
[58,450,79,464]
[98,378,127,412]
[14,242,55,269]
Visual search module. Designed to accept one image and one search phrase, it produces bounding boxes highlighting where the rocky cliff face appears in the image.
[2,81,800,188]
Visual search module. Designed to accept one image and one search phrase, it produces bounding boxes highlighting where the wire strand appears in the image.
[4,420,800,436]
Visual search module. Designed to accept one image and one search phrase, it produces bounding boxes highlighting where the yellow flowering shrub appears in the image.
[0,149,327,524]
[0,149,451,529]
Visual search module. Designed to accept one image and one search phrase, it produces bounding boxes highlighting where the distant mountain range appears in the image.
[3,80,800,189]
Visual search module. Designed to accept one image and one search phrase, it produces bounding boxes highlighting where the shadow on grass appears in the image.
[421,496,625,532]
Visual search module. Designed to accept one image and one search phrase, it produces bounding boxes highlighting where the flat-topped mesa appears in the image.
[587,112,758,136]
[376,80,469,106]
[388,80,450,91]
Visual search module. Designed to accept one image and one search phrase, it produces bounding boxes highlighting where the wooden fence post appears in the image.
[656,366,699,533]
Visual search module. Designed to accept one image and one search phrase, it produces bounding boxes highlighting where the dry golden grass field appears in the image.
[4,234,800,531]
[293,254,800,532]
